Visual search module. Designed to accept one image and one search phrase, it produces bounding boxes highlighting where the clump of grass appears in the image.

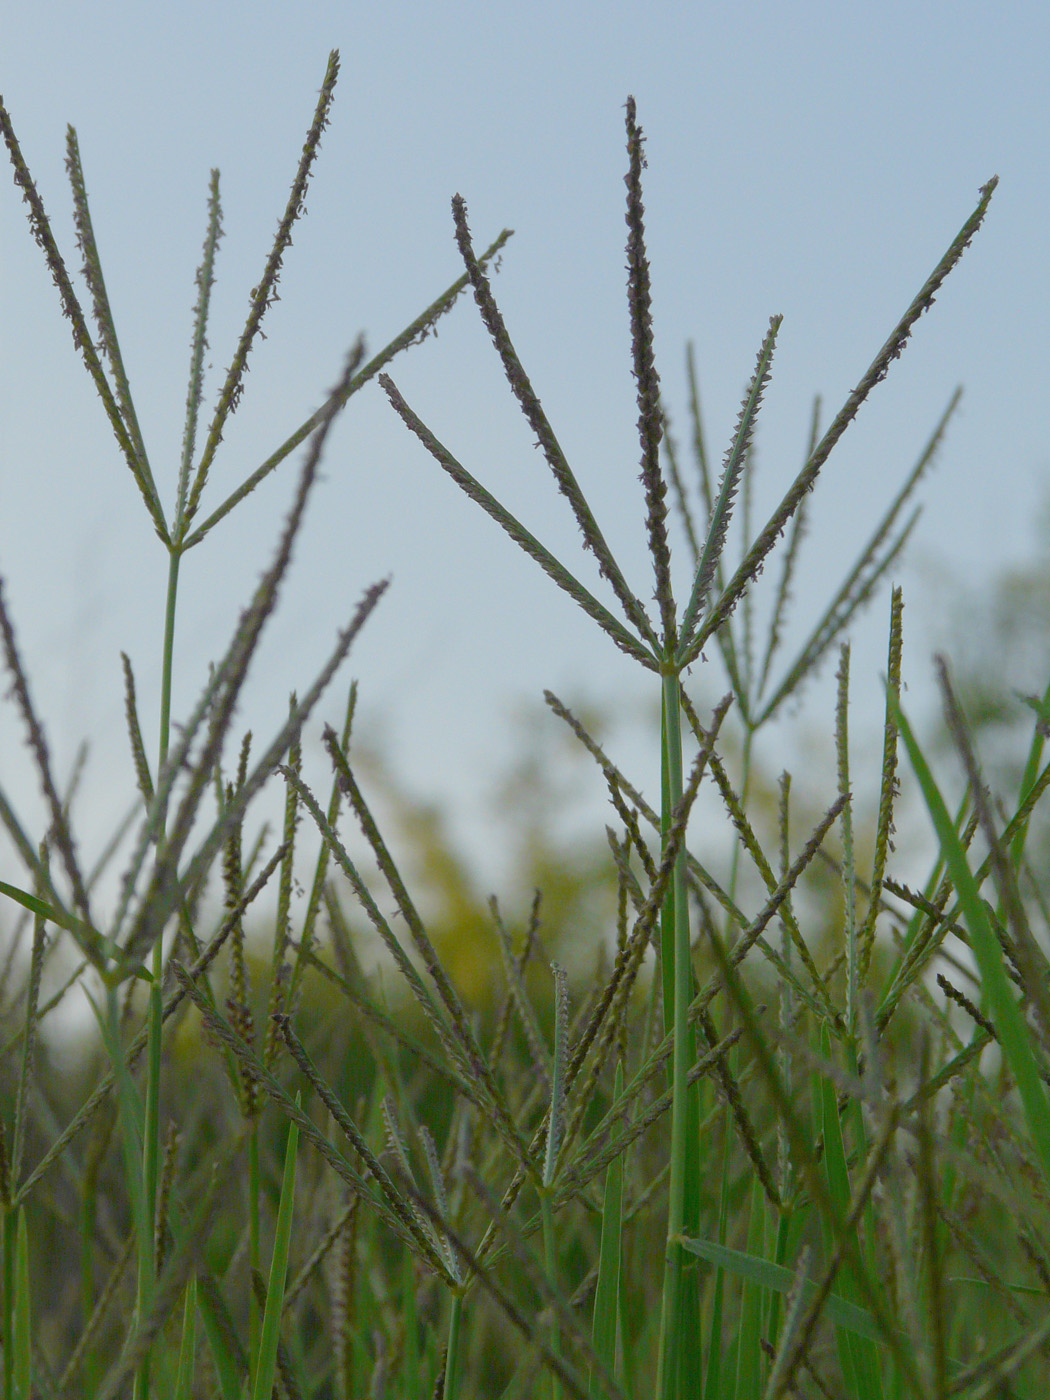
[4,53,1050,1400]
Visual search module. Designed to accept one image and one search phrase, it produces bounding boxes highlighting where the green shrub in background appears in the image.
[4,47,1049,1400]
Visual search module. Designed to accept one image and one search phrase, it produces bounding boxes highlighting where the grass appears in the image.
[2,45,1049,1400]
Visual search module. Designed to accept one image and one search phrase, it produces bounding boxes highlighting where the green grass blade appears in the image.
[701,1123,730,1400]
[758,1246,812,1400]
[133,955,164,1400]
[893,692,1050,1186]
[12,881,47,1188]
[173,1278,198,1400]
[590,1063,624,1399]
[678,1237,887,1345]
[196,1272,247,1400]
[90,987,150,1292]
[732,1177,767,1400]
[251,1096,300,1400]
[13,1207,30,1400]
[444,1292,465,1400]
[653,673,707,1400]
[817,1025,883,1400]
[0,882,106,971]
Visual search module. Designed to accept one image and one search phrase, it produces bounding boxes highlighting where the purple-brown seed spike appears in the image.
[624,97,675,654]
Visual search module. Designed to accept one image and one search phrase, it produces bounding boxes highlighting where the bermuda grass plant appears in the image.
[2,47,1049,1400]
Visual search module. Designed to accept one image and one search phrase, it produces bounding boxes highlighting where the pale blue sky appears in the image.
[1,2,1046,896]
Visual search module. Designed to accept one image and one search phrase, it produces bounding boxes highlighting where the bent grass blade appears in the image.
[893,693,1050,1188]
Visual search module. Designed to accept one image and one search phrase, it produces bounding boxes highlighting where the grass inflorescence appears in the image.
[4,51,1049,1400]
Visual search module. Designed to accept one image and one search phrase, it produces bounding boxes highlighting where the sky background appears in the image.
[1,1,1047,907]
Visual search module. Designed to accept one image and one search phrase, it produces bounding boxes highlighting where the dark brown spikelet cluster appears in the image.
[624,96,675,651]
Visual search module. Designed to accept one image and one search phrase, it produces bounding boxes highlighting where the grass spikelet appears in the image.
[678,314,782,662]
[450,193,660,653]
[121,653,155,807]
[0,97,149,510]
[543,963,571,1187]
[193,50,342,496]
[65,124,153,477]
[756,391,959,726]
[182,233,513,549]
[0,576,95,940]
[857,587,904,985]
[835,643,859,1027]
[492,897,552,1094]
[323,731,539,1178]
[624,97,674,650]
[695,182,996,660]
[177,168,223,529]
[381,374,659,669]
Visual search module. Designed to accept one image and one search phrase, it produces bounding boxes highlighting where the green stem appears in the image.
[2,1205,13,1400]
[79,1180,98,1400]
[249,1125,261,1363]
[541,1189,562,1400]
[655,671,692,1400]
[133,946,163,1400]
[132,545,182,1400]
[444,1292,464,1400]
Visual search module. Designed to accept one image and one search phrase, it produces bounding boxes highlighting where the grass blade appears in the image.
[196,1274,246,1400]
[817,1024,883,1399]
[590,1063,624,1400]
[172,1279,197,1400]
[13,1207,30,1400]
[251,1095,300,1400]
[679,1237,887,1345]
[733,1176,768,1399]
[893,691,1050,1187]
